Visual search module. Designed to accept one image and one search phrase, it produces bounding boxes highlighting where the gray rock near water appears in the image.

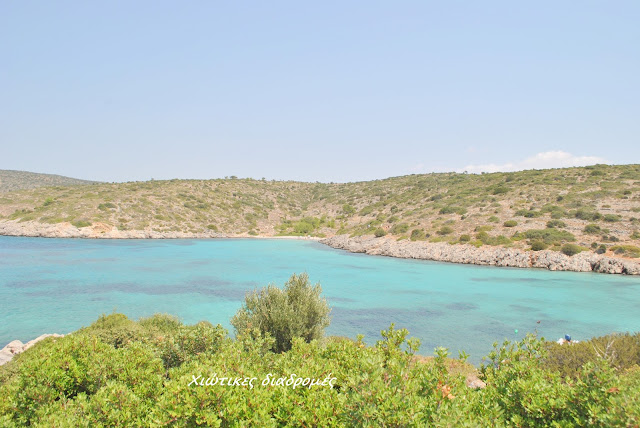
[0,220,227,239]
[0,334,64,366]
[1,220,638,275]
[320,235,640,275]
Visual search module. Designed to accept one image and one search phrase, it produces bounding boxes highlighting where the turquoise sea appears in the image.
[1,236,639,363]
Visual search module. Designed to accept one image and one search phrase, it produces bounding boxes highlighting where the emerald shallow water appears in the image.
[1,236,639,363]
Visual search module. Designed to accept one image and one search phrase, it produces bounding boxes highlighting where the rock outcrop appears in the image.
[2,220,638,275]
[0,334,64,366]
[0,220,227,239]
[320,235,640,275]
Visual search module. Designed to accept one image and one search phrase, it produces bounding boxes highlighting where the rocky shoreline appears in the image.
[0,334,64,366]
[319,235,640,275]
[1,220,639,275]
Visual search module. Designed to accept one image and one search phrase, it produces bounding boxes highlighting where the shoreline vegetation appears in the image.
[0,221,639,274]
[1,312,639,425]
[1,164,640,274]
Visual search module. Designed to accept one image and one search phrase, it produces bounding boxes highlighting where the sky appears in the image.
[1,1,639,183]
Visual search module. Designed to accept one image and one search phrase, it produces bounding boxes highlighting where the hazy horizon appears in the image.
[3,160,634,185]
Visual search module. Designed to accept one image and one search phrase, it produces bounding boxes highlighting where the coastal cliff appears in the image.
[320,235,640,275]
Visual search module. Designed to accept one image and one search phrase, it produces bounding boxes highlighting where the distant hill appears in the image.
[0,170,98,193]
[0,164,639,259]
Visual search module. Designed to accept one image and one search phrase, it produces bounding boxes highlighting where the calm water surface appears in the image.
[1,236,639,363]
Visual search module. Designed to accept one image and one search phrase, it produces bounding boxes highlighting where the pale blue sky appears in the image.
[1,1,638,182]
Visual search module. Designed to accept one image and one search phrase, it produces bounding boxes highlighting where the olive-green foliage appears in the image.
[573,208,603,221]
[437,226,454,235]
[546,219,566,228]
[410,229,425,241]
[611,245,640,258]
[439,206,466,215]
[515,209,543,218]
[374,227,387,237]
[479,334,640,427]
[71,219,92,228]
[604,214,621,222]
[459,234,471,242]
[520,228,576,245]
[545,332,640,379]
[155,321,227,368]
[77,313,148,348]
[390,223,409,234]
[0,334,164,426]
[503,220,518,227]
[231,273,331,353]
[1,319,639,427]
[561,243,586,256]
[475,231,511,246]
[584,223,603,234]
[531,241,548,251]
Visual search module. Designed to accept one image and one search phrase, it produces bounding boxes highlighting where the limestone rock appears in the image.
[466,374,487,389]
[0,334,64,366]
[320,235,640,275]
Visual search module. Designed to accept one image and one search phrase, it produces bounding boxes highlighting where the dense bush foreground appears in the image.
[0,314,639,426]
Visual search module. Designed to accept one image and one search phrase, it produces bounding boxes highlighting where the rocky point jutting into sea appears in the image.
[1,219,639,275]
[319,235,640,275]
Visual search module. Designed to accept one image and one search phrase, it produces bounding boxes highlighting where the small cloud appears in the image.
[460,151,609,174]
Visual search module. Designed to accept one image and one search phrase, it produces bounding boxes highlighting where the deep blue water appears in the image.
[1,236,639,364]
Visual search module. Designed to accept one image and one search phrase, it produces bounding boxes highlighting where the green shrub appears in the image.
[487,216,499,223]
[390,223,409,234]
[546,220,566,229]
[156,321,227,368]
[410,229,425,241]
[459,234,471,242]
[561,243,585,256]
[573,208,602,221]
[72,220,92,228]
[359,206,374,216]
[503,220,517,227]
[439,206,466,215]
[584,224,602,234]
[523,229,576,245]
[77,313,147,348]
[604,214,621,222]
[545,332,640,378]
[530,241,548,251]
[437,226,454,235]
[1,314,639,426]
[610,245,640,258]
[491,186,509,195]
[98,202,116,210]
[631,231,640,240]
[342,204,355,215]
[231,273,331,353]
[374,227,387,237]
[515,209,542,218]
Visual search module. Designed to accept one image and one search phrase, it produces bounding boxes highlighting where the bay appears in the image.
[1,236,638,364]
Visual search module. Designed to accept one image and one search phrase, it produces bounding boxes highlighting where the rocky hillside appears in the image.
[0,170,97,193]
[0,164,639,261]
